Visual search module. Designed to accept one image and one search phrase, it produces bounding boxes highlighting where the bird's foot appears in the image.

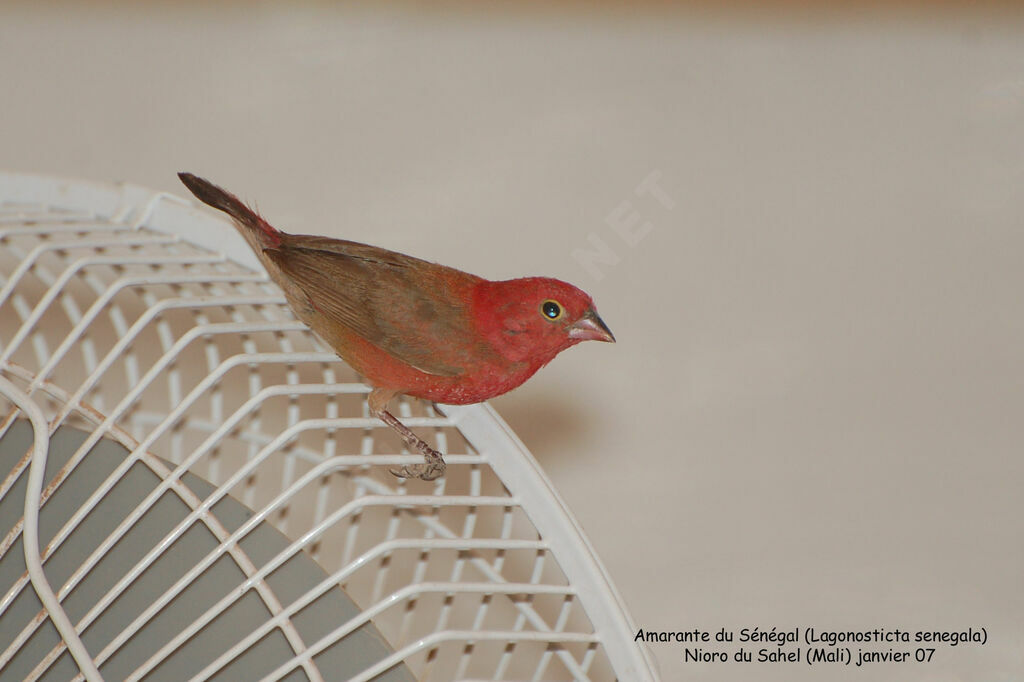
[389,443,446,481]
[374,398,448,481]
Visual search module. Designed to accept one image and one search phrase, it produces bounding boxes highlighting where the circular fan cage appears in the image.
[0,172,657,682]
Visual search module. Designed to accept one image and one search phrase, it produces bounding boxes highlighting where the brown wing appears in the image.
[263,236,481,377]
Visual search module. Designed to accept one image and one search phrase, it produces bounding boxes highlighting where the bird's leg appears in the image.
[369,388,446,481]
[378,411,447,480]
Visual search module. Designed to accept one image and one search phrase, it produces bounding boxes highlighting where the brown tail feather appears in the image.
[178,172,282,247]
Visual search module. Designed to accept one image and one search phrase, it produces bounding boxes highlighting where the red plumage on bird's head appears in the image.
[471,277,615,365]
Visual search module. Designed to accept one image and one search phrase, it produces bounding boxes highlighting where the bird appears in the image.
[178,172,614,480]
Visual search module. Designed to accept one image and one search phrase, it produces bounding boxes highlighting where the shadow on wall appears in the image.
[490,390,594,461]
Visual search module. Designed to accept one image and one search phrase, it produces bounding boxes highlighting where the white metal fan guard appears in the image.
[0,171,658,681]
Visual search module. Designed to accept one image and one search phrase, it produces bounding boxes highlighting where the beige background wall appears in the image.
[3,4,1022,679]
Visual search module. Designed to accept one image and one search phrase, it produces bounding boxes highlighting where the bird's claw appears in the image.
[389,459,446,481]
[389,439,446,481]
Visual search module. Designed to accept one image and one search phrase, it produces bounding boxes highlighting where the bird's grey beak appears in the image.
[568,309,615,343]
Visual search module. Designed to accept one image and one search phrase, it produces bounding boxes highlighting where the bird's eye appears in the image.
[541,300,563,321]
